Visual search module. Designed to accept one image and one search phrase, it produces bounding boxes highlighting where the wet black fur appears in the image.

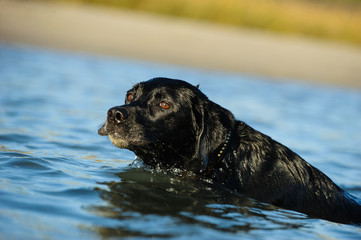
[98,77,361,224]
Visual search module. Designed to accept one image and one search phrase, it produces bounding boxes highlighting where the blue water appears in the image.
[0,44,361,239]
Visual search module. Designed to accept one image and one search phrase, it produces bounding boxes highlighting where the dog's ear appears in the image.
[193,101,221,168]
[194,84,200,89]
[193,100,235,168]
[192,100,208,167]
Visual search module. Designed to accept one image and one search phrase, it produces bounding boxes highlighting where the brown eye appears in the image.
[160,101,170,109]
[127,94,134,101]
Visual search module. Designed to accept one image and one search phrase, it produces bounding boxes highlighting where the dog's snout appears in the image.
[107,107,128,123]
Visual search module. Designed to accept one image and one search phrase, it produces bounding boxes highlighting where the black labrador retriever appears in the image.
[98,77,361,224]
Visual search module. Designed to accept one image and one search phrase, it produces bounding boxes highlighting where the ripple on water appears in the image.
[0,133,36,144]
[1,156,51,171]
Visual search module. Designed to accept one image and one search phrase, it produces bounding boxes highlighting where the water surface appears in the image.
[0,45,361,239]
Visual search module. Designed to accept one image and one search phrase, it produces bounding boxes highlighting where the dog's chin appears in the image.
[108,134,129,149]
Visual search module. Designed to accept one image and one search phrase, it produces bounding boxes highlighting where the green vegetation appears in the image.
[50,0,361,46]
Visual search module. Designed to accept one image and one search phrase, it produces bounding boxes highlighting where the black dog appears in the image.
[98,77,361,224]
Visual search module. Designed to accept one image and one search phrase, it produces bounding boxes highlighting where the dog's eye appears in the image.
[127,94,134,101]
[160,102,170,109]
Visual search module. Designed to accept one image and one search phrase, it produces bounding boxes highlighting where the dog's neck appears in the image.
[216,130,232,159]
[201,129,232,176]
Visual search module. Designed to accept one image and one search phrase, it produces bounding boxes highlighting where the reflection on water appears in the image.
[1,44,361,239]
[92,167,308,239]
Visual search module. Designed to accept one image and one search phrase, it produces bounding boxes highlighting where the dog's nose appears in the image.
[107,107,128,123]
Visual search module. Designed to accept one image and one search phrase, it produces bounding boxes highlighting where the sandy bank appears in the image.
[1,0,361,88]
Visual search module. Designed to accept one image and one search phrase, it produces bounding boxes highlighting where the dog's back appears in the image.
[211,121,361,224]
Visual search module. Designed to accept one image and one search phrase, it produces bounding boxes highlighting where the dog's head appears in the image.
[98,78,235,172]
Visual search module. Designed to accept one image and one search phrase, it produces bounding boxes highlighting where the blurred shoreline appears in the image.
[1,0,361,89]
